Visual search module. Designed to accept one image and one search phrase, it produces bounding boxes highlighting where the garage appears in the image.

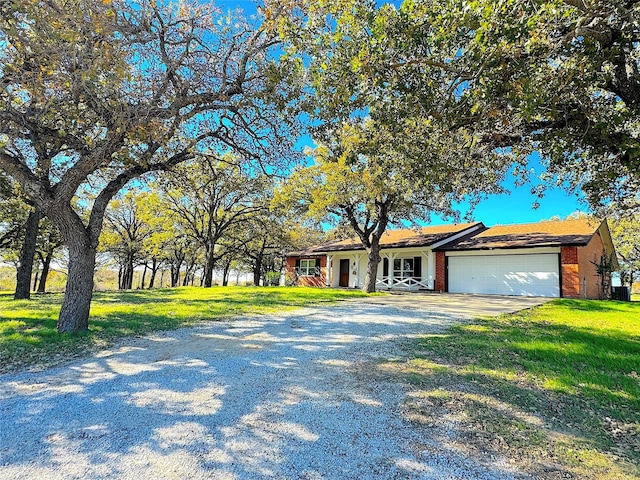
[447,253,560,297]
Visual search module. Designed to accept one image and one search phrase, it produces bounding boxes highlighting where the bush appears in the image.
[265,271,281,286]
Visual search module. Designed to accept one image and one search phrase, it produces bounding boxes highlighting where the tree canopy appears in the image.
[0,0,296,332]
[276,0,640,214]
[610,213,640,288]
[276,117,511,291]
[274,0,525,291]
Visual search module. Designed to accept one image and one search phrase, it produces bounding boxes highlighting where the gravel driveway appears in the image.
[1,301,521,479]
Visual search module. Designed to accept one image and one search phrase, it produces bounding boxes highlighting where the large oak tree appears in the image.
[0,0,294,332]
[276,119,511,292]
[154,156,268,288]
[279,0,639,215]
[326,0,639,213]
[274,0,521,292]
[433,0,640,214]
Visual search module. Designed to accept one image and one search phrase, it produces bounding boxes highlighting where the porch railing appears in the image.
[375,276,433,290]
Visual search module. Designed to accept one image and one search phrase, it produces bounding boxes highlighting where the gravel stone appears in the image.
[1,301,522,479]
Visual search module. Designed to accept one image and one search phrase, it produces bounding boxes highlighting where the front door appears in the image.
[339,259,350,287]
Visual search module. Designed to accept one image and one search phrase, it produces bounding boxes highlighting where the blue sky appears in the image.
[446,174,587,227]
[220,0,590,227]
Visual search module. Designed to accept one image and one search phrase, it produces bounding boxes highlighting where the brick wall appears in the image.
[561,246,580,298]
[284,257,296,275]
[561,234,609,300]
[284,256,327,287]
[435,251,446,292]
[578,232,607,299]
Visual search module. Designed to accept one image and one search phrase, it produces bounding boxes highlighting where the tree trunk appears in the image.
[14,208,41,300]
[253,253,263,286]
[125,256,134,289]
[170,266,179,287]
[203,248,215,287]
[32,271,39,291]
[57,239,96,334]
[170,260,182,287]
[148,258,158,289]
[37,251,52,293]
[222,261,230,286]
[362,243,382,293]
[119,264,129,290]
[140,263,147,289]
[182,266,192,287]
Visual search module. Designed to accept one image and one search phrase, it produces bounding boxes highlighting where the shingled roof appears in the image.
[436,218,602,251]
[288,223,483,256]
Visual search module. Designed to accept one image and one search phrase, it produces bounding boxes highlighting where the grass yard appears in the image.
[0,286,370,373]
[382,299,640,479]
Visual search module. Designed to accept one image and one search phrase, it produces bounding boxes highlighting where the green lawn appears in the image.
[387,299,640,479]
[0,286,370,373]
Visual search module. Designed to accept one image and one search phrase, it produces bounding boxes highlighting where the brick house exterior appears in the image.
[285,223,484,290]
[286,219,617,299]
[565,227,611,299]
[434,252,446,292]
[432,219,616,299]
[284,255,328,287]
[560,246,580,298]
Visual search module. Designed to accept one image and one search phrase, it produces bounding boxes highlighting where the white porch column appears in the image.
[426,250,436,289]
[422,250,432,289]
[387,252,396,289]
[352,253,364,288]
[326,255,333,286]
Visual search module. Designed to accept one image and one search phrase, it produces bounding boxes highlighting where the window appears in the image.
[299,259,317,276]
[392,257,421,278]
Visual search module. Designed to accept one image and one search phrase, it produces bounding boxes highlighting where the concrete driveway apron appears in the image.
[352,292,553,317]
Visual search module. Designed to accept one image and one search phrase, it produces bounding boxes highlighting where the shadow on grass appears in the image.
[396,312,640,478]
[399,371,635,479]
[93,288,189,304]
[0,286,371,373]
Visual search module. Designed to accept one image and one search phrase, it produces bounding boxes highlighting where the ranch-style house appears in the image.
[284,219,617,299]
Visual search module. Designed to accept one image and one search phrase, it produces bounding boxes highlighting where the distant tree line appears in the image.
[1,162,326,293]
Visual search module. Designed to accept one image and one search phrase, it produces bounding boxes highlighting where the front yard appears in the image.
[383,299,639,479]
[2,287,638,478]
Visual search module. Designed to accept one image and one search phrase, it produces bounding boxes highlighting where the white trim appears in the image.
[309,224,484,257]
[376,276,433,290]
[298,258,318,276]
[430,223,485,249]
[351,253,365,288]
[445,247,561,257]
[382,252,398,288]
[424,250,435,288]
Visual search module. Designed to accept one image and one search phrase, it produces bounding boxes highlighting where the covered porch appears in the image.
[325,249,436,291]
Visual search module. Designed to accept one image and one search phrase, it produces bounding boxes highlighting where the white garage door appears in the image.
[447,253,560,297]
